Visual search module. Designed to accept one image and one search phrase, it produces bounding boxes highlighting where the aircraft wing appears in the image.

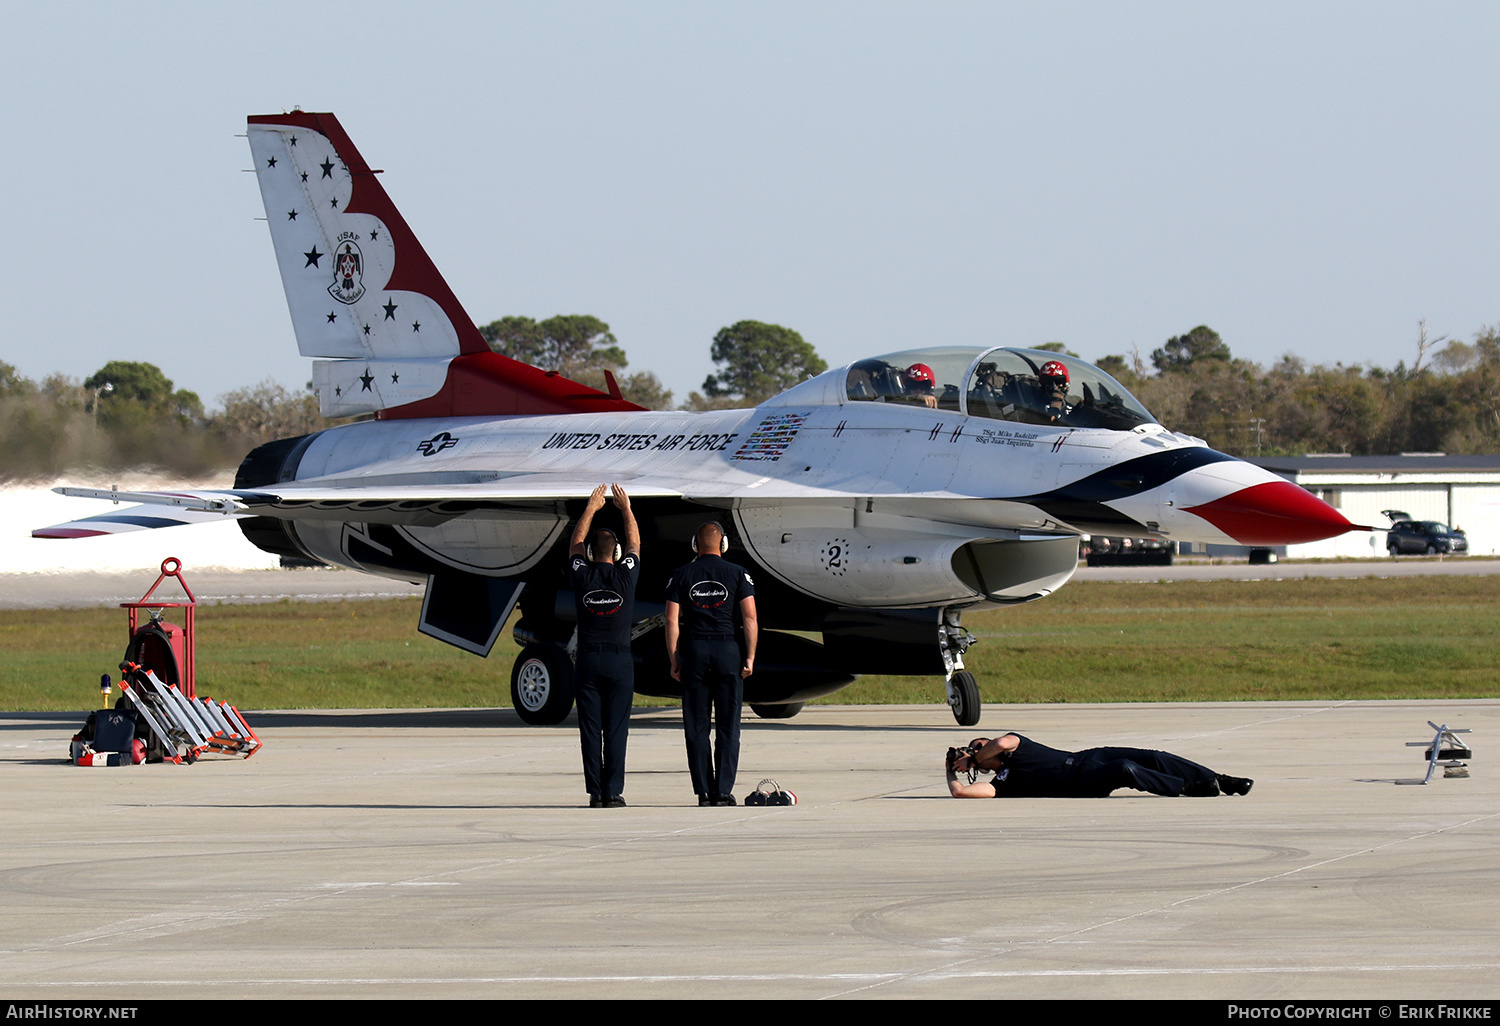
[33,478,689,538]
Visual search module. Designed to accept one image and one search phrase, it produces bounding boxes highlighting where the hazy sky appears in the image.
[2,2,1496,409]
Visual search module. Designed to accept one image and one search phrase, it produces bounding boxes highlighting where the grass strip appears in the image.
[2,576,1496,712]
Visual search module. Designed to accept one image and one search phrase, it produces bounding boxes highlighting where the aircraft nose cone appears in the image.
[1182,480,1359,545]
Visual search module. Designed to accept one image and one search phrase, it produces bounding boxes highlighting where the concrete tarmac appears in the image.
[2,700,1496,1000]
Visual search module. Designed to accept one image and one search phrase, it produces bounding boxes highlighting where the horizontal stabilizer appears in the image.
[33,502,240,539]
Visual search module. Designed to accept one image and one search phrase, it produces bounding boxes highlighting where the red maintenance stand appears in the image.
[72,558,260,765]
[121,557,197,699]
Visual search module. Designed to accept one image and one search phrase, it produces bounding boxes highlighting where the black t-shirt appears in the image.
[570,553,640,646]
[665,555,755,638]
[989,734,1078,797]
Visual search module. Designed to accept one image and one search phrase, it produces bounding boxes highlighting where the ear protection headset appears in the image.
[691,521,730,555]
[587,529,622,562]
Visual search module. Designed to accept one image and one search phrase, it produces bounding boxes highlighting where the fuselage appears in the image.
[246,347,1351,616]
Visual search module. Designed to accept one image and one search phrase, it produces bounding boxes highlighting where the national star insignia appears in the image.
[411,321,421,332]
[390,372,400,383]
[289,135,297,147]
[266,156,277,168]
[362,324,372,335]
[370,228,380,241]
[304,246,323,268]
[359,368,375,392]
[329,197,338,208]
[326,312,337,323]
[320,158,335,179]
[300,171,308,182]
[287,209,297,221]
[383,299,398,320]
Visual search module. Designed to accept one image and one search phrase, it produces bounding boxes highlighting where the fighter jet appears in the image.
[36,111,1361,726]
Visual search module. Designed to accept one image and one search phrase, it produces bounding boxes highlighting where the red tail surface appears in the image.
[247,111,642,418]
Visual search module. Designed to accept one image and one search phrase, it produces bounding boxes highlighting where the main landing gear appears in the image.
[510,643,575,725]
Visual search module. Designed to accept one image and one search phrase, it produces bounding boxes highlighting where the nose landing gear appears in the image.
[940,612,981,726]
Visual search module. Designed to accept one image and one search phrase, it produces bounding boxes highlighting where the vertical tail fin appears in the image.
[247,111,641,418]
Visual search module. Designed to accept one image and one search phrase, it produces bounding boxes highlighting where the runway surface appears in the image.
[2,558,1497,609]
[3,700,1495,999]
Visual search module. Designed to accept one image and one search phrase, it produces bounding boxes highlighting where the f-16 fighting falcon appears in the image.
[36,111,1364,727]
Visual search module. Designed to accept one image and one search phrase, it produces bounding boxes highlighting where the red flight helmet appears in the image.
[904,363,936,391]
[1039,360,1070,388]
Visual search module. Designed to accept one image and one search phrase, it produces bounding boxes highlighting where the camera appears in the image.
[947,744,982,781]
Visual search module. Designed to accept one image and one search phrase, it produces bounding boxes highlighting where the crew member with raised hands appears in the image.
[568,483,641,808]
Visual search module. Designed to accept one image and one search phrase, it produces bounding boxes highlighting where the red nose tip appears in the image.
[1183,481,1362,545]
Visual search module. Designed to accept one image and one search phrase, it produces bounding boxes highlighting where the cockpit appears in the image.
[840,346,1157,432]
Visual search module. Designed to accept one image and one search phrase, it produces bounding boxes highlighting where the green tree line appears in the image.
[0,362,323,481]
[1096,324,1500,456]
[476,314,823,410]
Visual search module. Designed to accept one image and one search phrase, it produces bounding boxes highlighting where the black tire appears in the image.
[1388,543,1400,557]
[1425,543,1438,555]
[510,644,576,725]
[750,702,804,719]
[949,670,981,726]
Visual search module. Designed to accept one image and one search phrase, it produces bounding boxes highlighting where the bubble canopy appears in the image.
[836,346,1158,431]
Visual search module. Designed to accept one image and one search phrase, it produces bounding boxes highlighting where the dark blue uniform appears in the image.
[570,552,639,801]
[667,555,755,799]
[989,734,1222,798]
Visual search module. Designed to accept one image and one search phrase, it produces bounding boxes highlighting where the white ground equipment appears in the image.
[1401,721,1472,785]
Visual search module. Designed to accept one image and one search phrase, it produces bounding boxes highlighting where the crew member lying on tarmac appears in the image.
[945,733,1254,798]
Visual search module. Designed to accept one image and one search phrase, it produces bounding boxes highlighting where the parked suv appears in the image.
[1386,519,1468,556]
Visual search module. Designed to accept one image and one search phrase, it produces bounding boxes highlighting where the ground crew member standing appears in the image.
[569,483,640,808]
[665,522,758,806]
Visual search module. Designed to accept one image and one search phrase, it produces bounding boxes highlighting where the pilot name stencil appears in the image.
[975,427,1038,449]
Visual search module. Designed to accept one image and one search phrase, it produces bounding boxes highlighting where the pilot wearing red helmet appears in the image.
[1038,360,1071,422]
[902,363,938,409]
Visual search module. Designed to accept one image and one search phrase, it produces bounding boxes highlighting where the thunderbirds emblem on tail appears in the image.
[328,237,366,304]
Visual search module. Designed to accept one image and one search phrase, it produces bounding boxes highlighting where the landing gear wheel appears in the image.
[949,670,981,726]
[510,644,576,725]
[750,702,804,719]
